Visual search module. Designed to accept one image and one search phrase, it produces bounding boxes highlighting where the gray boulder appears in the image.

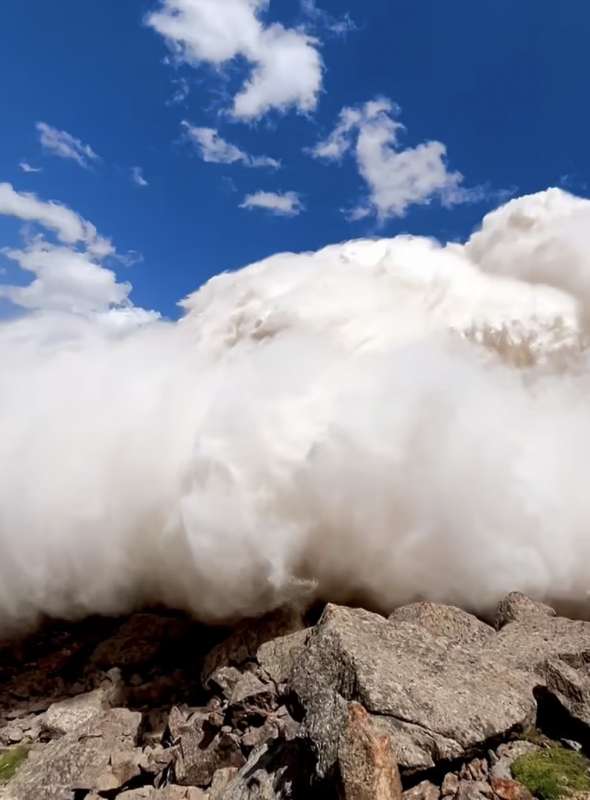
[494,593,556,630]
[4,707,142,800]
[389,603,494,647]
[292,604,536,775]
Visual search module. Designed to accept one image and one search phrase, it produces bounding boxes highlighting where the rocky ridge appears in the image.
[1,593,590,799]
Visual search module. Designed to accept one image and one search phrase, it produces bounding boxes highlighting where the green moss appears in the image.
[0,746,29,784]
[512,746,590,800]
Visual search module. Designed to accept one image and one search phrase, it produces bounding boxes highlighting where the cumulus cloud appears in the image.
[182,122,280,168]
[240,190,304,216]
[310,97,477,221]
[131,166,149,187]
[146,0,323,120]
[19,161,42,174]
[37,122,100,169]
[0,184,153,317]
[5,188,590,633]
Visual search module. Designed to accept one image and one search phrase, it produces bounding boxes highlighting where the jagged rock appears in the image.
[201,608,304,687]
[494,593,556,629]
[218,739,312,799]
[209,766,240,798]
[90,613,189,670]
[490,741,540,781]
[455,781,493,800]
[339,703,403,800]
[209,666,244,701]
[459,758,488,782]
[441,773,460,797]
[174,715,245,786]
[403,781,440,800]
[3,707,142,800]
[43,687,112,735]
[257,629,310,685]
[94,748,144,792]
[490,777,534,800]
[118,788,207,799]
[389,603,494,647]
[230,672,274,707]
[292,604,536,775]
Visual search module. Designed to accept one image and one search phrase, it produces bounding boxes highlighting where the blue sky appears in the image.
[1,0,590,319]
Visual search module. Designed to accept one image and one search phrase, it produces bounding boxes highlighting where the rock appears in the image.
[292,604,536,775]
[118,789,207,799]
[257,629,310,685]
[494,593,556,630]
[441,773,460,797]
[43,688,111,735]
[209,766,240,798]
[94,748,144,792]
[90,613,189,670]
[459,758,488,782]
[218,739,312,799]
[403,781,440,800]
[456,781,493,800]
[389,603,494,647]
[209,666,244,701]
[174,715,245,786]
[339,703,403,800]
[490,777,534,800]
[230,672,274,707]
[201,608,304,687]
[490,741,540,781]
[4,707,142,800]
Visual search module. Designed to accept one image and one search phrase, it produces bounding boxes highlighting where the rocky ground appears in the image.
[2,593,590,799]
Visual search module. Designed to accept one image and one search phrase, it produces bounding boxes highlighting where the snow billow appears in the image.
[1,187,590,633]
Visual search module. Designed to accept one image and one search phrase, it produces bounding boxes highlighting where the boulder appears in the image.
[90,613,189,670]
[403,781,440,800]
[338,703,403,800]
[4,707,142,800]
[218,739,313,800]
[173,714,245,787]
[201,608,304,687]
[494,593,556,629]
[43,688,111,735]
[292,605,536,775]
[389,603,494,647]
[257,629,310,685]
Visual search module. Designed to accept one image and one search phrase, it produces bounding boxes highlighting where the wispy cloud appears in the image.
[301,0,357,37]
[19,161,43,174]
[182,123,280,169]
[36,122,100,169]
[310,97,477,221]
[240,190,304,217]
[131,166,149,187]
[146,0,323,120]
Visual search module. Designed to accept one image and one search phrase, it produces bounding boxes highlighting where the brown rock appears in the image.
[442,773,460,797]
[403,780,440,800]
[490,777,534,800]
[494,593,556,630]
[174,717,245,786]
[257,628,310,685]
[209,766,240,799]
[338,703,403,800]
[456,781,493,800]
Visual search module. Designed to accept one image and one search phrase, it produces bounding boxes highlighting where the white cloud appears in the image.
[310,98,470,221]
[182,122,280,169]
[0,184,140,315]
[19,161,42,174]
[0,182,111,255]
[131,166,149,187]
[240,190,304,216]
[300,0,356,37]
[37,122,100,169]
[146,0,323,120]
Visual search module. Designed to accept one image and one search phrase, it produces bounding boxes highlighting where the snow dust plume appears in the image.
[2,187,590,634]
